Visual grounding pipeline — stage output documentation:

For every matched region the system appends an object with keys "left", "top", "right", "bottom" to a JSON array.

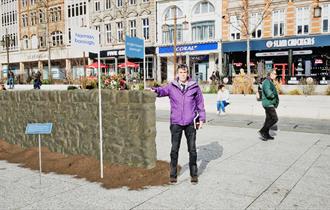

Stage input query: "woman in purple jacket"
[{"left": 153, "top": 64, "right": 206, "bottom": 184}]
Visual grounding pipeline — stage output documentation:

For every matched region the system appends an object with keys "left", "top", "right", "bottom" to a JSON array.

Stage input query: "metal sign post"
[{"left": 25, "top": 123, "right": 53, "bottom": 184}]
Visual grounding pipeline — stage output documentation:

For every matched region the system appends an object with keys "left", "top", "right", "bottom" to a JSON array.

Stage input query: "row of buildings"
[{"left": 0, "top": 0, "right": 330, "bottom": 83}]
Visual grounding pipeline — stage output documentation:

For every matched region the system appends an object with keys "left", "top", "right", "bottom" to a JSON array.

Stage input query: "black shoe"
[
  {"left": 258, "top": 131, "right": 268, "bottom": 141},
  {"left": 191, "top": 176, "right": 198, "bottom": 184},
  {"left": 169, "top": 177, "right": 177, "bottom": 183},
  {"left": 266, "top": 135, "right": 274, "bottom": 140}
]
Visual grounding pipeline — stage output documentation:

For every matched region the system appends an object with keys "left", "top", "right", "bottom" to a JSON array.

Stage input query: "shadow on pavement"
[{"left": 180, "top": 141, "right": 223, "bottom": 177}]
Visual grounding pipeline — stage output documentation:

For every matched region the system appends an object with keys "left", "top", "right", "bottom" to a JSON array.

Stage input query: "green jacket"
[{"left": 261, "top": 78, "right": 279, "bottom": 108}]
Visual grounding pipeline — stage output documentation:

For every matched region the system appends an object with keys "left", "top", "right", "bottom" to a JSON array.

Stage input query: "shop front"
[
  {"left": 89, "top": 47, "right": 156, "bottom": 80},
  {"left": 158, "top": 42, "right": 219, "bottom": 82},
  {"left": 223, "top": 35, "right": 330, "bottom": 84}
]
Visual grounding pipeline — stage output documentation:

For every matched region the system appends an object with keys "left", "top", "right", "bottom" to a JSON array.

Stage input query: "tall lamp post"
[
  {"left": 1, "top": 29, "right": 15, "bottom": 78},
  {"left": 162, "top": 7, "right": 189, "bottom": 78}
]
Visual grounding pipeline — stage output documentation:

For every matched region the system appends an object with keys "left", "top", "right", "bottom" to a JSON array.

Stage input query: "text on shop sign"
[{"left": 266, "top": 38, "right": 315, "bottom": 48}]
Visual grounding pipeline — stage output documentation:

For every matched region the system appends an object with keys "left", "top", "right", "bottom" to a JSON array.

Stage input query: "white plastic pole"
[
  {"left": 98, "top": 52, "right": 104, "bottom": 179},
  {"left": 38, "top": 134, "right": 42, "bottom": 184}
]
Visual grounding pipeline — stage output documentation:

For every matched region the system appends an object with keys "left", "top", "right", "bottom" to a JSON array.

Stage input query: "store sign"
[
  {"left": 159, "top": 42, "right": 218, "bottom": 54},
  {"left": 266, "top": 38, "right": 315, "bottom": 49},
  {"left": 106, "top": 50, "right": 125, "bottom": 57},
  {"left": 125, "top": 36, "right": 145, "bottom": 59},
  {"left": 256, "top": 50, "right": 313, "bottom": 57},
  {"left": 315, "top": 59, "right": 323, "bottom": 64}
]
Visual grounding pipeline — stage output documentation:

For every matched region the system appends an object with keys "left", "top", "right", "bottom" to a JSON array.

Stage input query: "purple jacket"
[{"left": 155, "top": 80, "right": 206, "bottom": 126}]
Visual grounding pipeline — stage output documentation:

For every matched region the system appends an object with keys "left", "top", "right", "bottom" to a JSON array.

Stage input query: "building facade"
[
  {"left": 156, "top": 0, "right": 222, "bottom": 82},
  {"left": 0, "top": 0, "right": 19, "bottom": 79},
  {"left": 88, "top": 0, "right": 157, "bottom": 80},
  {"left": 222, "top": 0, "right": 330, "bottom": 83}
]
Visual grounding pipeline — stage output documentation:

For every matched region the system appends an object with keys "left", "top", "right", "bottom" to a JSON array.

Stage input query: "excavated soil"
[{"left": 0, "top": 139, "right": 179, "bottom": 190}]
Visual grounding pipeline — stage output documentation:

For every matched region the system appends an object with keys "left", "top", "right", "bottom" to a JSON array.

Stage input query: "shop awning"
[
  {"left": 118, "top": 61, "right": 139, "bottom": 68},
  {"left": 86, "top": 62, "right": 108, "bottom": 68}
]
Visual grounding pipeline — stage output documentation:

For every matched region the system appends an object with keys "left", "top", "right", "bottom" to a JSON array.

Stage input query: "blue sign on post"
[
  {"left": 125, "top": 36, "right": 145, "bottom": 59},
  {"left": 25, "top": 123, "right": 53, "bottom": 135}
]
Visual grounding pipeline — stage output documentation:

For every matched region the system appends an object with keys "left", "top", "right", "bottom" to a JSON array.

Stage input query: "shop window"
[
  {"left": 296, "top": 7, "right": 310, "bottom": 35},
  {"left": 192, "top": 21, "right": 215, "bottom": 41},
  {"left": 146, "top": 57, "right": 154, "bottom": 79},
  {"left": 229, "top": 15, "right": 240, "bottom": 40},
  {"left": 162, "top": 25, "right": 183, "bottom": 44},
  {"left": 250, "top": 12, "right": 262, "bottom": 39},
  {"left": 193, "top": 1, "right": 215, "bottom": 15},
  {"left": 322, "top": 4, "right": 330, "bottom": 33}
]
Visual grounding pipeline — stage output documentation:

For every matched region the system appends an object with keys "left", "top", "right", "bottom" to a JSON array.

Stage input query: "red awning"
[
  {"left": 86, "top": 62, "right": 108, "bottom": 68},
  {"left": 118, "top": 61, "right": 139, "bottom": 68}
]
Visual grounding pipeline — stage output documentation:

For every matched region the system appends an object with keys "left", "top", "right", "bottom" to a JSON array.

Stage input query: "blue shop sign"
[
  {"left": 159, "top": 42, "right": 218, "bottom": 54},
  {"left": 223, "top": 34, "right": 330, "bottom": 53}
]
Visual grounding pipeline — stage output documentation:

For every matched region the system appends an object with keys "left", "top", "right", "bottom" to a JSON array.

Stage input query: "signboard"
[
  {"left": 71, "top": 26, "right": 99, "bottom": 53},
  {"left": 266, "top": 38, "right": 315, "bottom": 49},
  {"left": 125, "top": 36, "right": 145, "bottom": 59},
  {"left": 159, "top": 42, "right": 218, "bottom": 54},
  {"left": 26, "top": 123, "right": 53, "bottom": 135}
]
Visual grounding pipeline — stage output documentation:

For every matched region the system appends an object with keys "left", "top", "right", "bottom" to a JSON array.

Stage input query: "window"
[
  {"left": 142, "top": 18, "right": 149, "bottom": 40},
  {"left": 68, "top": 28, "right": 71, "bottom": 43},
  {"left": 105, "top": 0, "right": 111, "bottom": 9},
  {"left": 68, "top": 5, "right": 71, "bottom": 17},
  {"left": 117, "top": 22, "right": 123, "bottom": 42},
  {"left": 22, "top": 14, "right": 28, "bottom": 27},
  {"left": 229, "top": 16, "right": 240, "bottom": 40},
  {"left": 296, "top": 7, "right": 310, "bottom": 35},
  {"left": 22, "top": 35, "right": 29, "bottom": 49},
  {"left": 80, "top": 2, "right": 83, "bottom": 15},
  {"left": 145, "top": 57, "right": 153, "bottom": 79},
  {"left": 192, "top": 21, "right": 215, "bottom": 41},
  {"left": 105, "top": 23, "right": 112, "bottom": 44},
  {"left": 117, "top": 0, "right": 122, "bottom": 7},
  {"left": 193, "top": 1, "right": 215, "bottom": 14},
  {"left": 71, "top": 4, "right": 75, "bottom": 17},
  {"left": 22, "top": 0, "right": 27, "bottom": 7},
  {"left": 95, "top": 1, "right": 100, "bottom": 11},
  {"left": 30, "top": 12, "right": 37, "bottom": 26},
  {"left": 165, "top": 6, "right": 183, "bottom": 19},
  {"left": 250, "top": 12, "right": 262, "bottom": 39},
  {"left": 84, "top": 2, "right": 86, "bottom": 14},
  {"left": 39, "top": 9, "right": 45, "bottom": 23},
  {"left": 51, "top": 31, "right": 63, "bottom": 46},
  {"left": 129, "top": 20, "right": 136, "bottom": 37},
  {"left": 31, "top": 34, "right": 38, "bottom": 49},
  {"left": 129, "top": 0, "right": 136, "bottom": 5},
  {"left": 38, "top": 35, "right": 46, "bottom": 48},
  {"left": 30, "top": 0, "right": 35, "bottom": 5},
  {"left": 143, "top": 0, "right": 149, "bottom": 2},
  {"left": 272, "top": 9, "right": 285, "bottom": 37},
  {"left": 322, "top": 4, "right": 330, "bottom": 33},
  {"left": 162, "top": 25, "right": 183, "bottom": 44},
  {"left": 95, "top": 25, "right": 101, "bottom": 44}
]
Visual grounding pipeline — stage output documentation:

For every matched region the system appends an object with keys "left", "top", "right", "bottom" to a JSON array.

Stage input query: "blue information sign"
[
  {"left": 25, "top": 123, "right": 53, "bottom": 135},
  {"left": 125, "top": 36, "right": 145, "bottom": 59}
]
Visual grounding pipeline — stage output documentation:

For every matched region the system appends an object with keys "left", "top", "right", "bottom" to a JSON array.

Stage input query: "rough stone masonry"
[{"left": 0, "top": 90, "right": 157, "bottom": 169}]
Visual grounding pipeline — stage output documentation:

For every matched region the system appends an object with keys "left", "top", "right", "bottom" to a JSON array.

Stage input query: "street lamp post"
[
  {"left": 1, "top": 28, "right": 15, "bottom": 78},
  {"left": 162, "top": 7, "right": 189, "bottom": 79}
]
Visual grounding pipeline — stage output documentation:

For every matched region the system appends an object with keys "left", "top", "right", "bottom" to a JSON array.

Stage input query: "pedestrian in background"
[
  {"left": 152, "top": 64, "right": 206, "bottom": 184},
  {"left": 33, "top": 70, "right": 42, "bottom": 89},
  {"left": 216, "top": 84, "right": 230, "bottom": 115},
  {"left": 258, "top": 70, "right": 279, "bottom": 141},
  {"left": 8, "top": 70, "right": 14, "bottom": 89}
]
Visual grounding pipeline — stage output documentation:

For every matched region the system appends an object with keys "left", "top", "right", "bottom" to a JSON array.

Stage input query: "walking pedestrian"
[
  {"left": 33, "top": 71, "right": 42, "bottom": 89},
  {"left": 216, "top": 84, "right": 230, "bottom": 115},
  {"left": 258, "top": 70, "right": 279, "bottom": 141},
  {"left": 8, "top": 70, "right": 14, "bottom": 89},
  {"left": 152, "top": 64, "right": 206, "bottom": 184}
]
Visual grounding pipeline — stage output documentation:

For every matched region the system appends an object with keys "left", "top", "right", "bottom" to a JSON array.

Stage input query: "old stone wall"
[{"left": 0, "top": 90, "right": 157, "bottom": 168}]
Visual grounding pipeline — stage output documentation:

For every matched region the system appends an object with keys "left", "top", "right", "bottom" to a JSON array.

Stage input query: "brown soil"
[{"left": 0, "top": 139, "right": 179, "bottom": 190}]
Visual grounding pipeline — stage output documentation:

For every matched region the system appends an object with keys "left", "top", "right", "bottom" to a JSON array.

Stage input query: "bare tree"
[{"left": 224, "top": 0, "right": 273, "bottom": 74}]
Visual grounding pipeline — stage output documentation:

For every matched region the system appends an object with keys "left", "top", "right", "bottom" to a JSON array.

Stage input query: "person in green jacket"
[{"left": 259, "top": 70, "right": 279, "bottom": 140}]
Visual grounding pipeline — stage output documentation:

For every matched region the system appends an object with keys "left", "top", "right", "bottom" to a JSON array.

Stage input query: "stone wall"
[{"left": 0, "top": 90, "right": 157, "bottom": 169}]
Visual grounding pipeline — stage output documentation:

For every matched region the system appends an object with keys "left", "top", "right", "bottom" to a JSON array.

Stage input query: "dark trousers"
[
  {"left": 170, "top": 123, "right": 197, "bottom": 178},
  {"left": 260, "top": 107, "right": 278, "bottom": 135}
]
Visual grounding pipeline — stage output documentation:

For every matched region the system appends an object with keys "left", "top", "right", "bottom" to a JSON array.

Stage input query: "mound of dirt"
[{"left": 0, "top": 140, "right": 180, "bottom": 190}]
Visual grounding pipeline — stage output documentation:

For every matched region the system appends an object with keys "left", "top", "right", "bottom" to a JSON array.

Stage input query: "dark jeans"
[
  {"left": 260, "top": 107, "right": 278, "bottom": 135},
  {"left": 170, "top": 123, "right": 197, "bottom": 178}
]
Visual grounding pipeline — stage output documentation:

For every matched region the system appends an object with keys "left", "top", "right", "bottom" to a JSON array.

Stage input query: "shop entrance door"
[
  {"left": 273, "top": 63, "right": 287, "bottom": 84},
  {"left": 193, "top": 63, "right": 209, "bottom": 82}
]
